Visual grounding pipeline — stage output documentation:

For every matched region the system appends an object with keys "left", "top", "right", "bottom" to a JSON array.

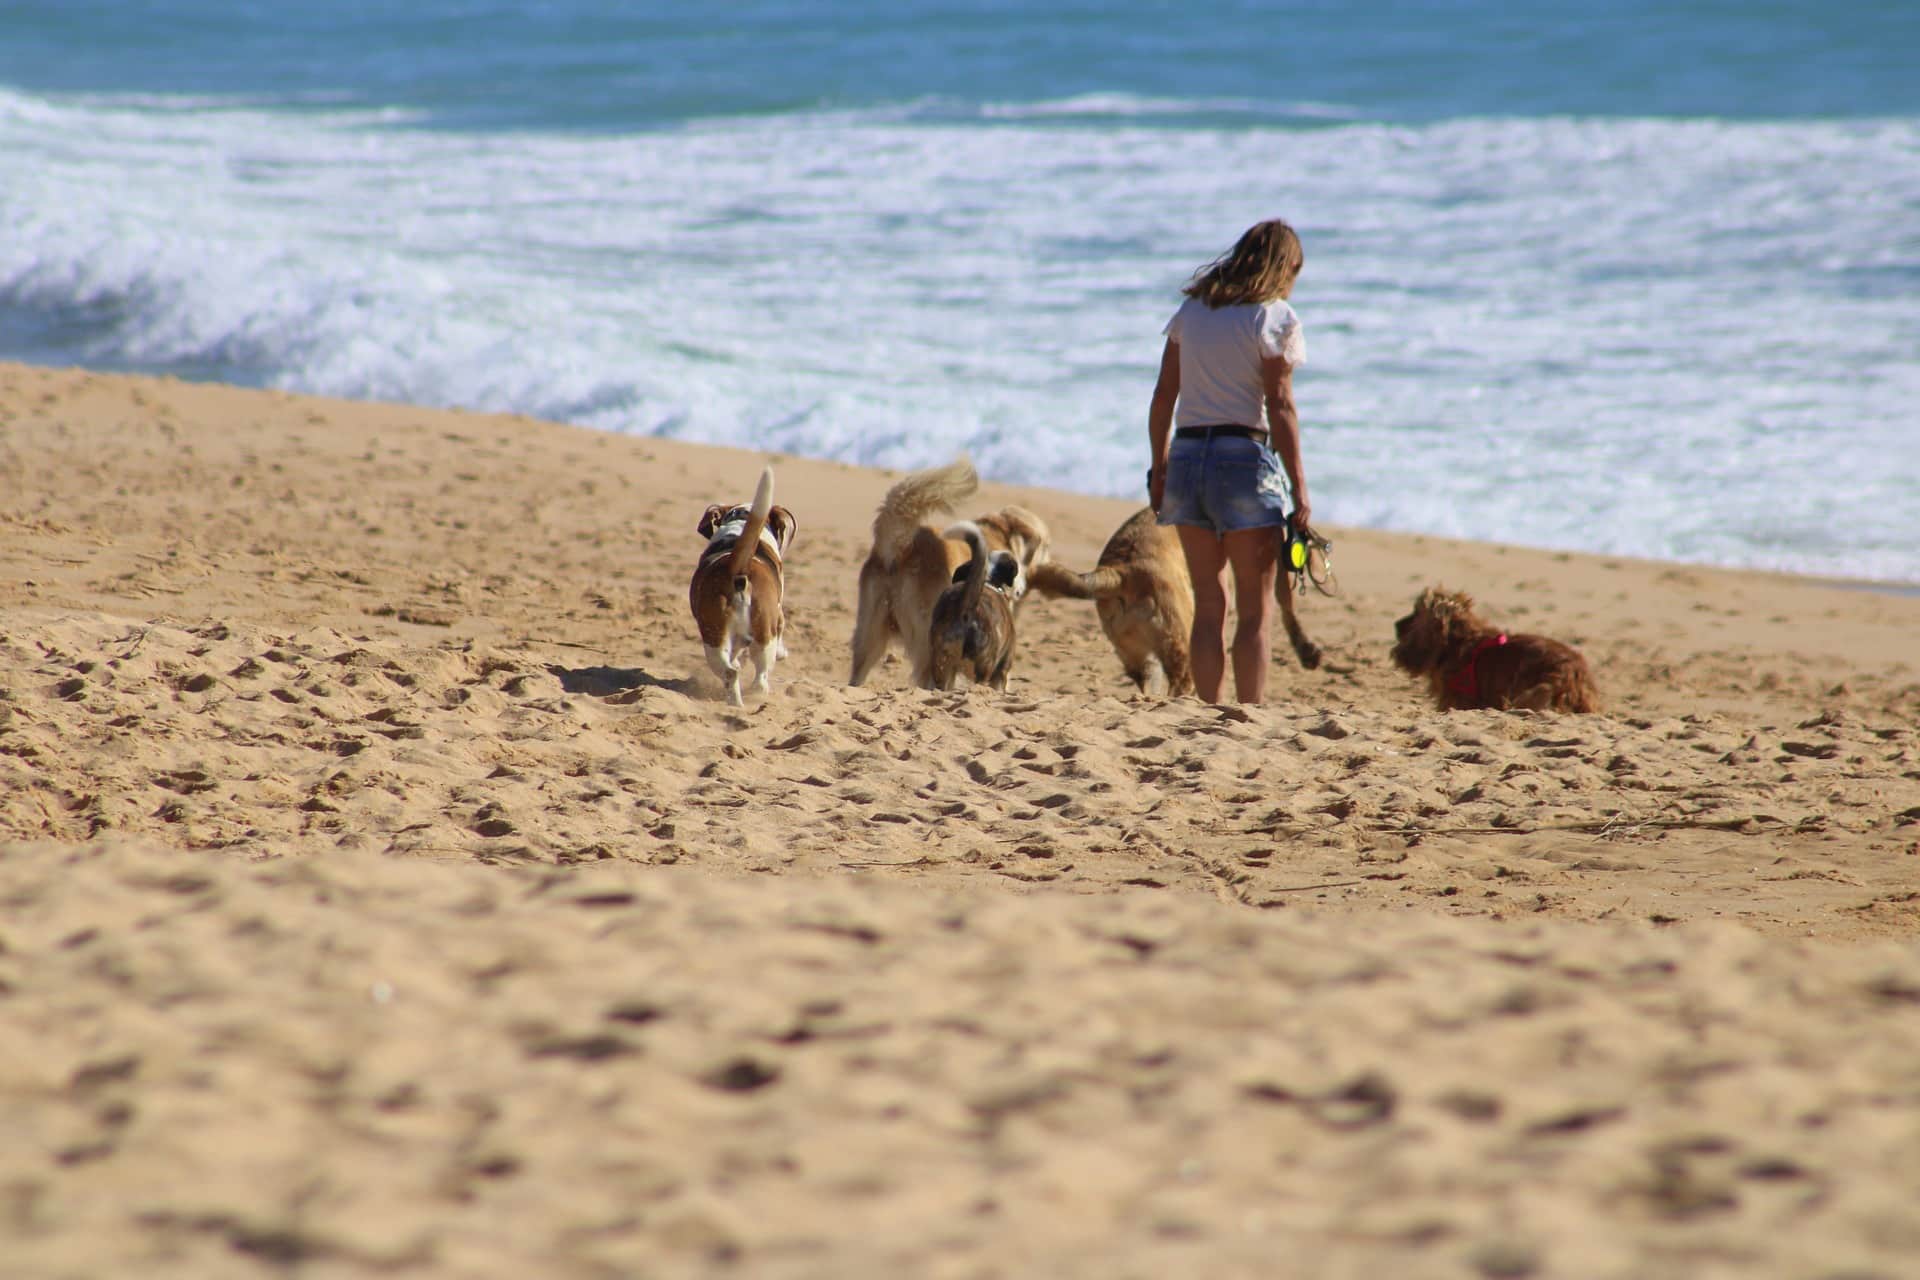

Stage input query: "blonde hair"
[{"left": 1183, "top": 219, "right": 1304, "bottom": 308}]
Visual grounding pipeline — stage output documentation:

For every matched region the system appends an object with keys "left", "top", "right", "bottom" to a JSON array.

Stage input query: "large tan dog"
[
  {"left": 688, "top": 466, "right": 798, "bottom": 706},
  {"left": 848, "top": 457, "right": 1063, "bottom": 687},
  {"left": 925, "top": 522, "right": 1021, "bottom": 691},
  {"left": 1391, "top": 586, "right": 1599, "bottom": 712},
  {"left": 1066, "top": 507, "right": 1195, "bottom": 697},
  {"left": 1047, "top": 507, "right": 1323, "bottom": 698}
]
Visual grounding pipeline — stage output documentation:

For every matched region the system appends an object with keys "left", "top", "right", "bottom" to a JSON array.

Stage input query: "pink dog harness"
[{"left": 1447, "top": 633, "right": 1508, "bottom": 703}]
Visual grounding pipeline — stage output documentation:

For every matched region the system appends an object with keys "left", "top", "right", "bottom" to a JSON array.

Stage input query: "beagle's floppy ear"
[
  {"left": 697, "top": 505, "right": 728, "bottom": 539},
  {"left": 767, "top": 505, "right": 799, "bottom": 553}
]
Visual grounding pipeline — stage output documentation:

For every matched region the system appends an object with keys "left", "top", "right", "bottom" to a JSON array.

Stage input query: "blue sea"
[{"left": 3, "top": 2, "right": 1917, "bottom": 583}]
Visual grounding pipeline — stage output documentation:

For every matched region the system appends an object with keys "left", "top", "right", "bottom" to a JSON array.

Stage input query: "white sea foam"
[
  {"left": 975, "top": 93, "right": 1364, "bottom": 122},
  {"left": 2, "top": 87, "right": 1915, "bottom": 582}
]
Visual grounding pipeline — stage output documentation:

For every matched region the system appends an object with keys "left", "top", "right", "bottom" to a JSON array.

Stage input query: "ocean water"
[{"left": 3, "top": 2, "right": 1917, "bottom": 584}]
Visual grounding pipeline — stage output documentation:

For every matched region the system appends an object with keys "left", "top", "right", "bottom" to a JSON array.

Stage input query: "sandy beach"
[{"left": 3, "top": 360, "right": 1918, "bottom": 1278}]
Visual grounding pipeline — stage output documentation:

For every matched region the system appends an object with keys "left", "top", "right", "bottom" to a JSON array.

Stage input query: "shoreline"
[{"left": 6, "top": 358, "right": 1911, "bottom": 598}]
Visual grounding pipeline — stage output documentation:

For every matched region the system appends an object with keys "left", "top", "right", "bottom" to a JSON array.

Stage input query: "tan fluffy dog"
[
  {"left": 1063, "top": 507, "right": 1195, "bottom": 697},
  {"left": 688, "top": 466, "right": 798, "bottom": 706},
  {"left": 1391, "top": 587, "right": 1598, "bottom": 712},
  {"left": 925, "top": 522, "right": 1021, "bottom": 691},
  {"left": 1045, "top": 508, "right": 1323, "bottom": 698},
  {"left": 848, "top": 456, "right": 1060, "bottom": 687}
]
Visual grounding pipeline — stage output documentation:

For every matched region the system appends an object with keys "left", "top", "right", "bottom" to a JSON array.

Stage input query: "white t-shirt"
[{"left": 1163, "top": 296, "right": 1305, "bottom": 431}]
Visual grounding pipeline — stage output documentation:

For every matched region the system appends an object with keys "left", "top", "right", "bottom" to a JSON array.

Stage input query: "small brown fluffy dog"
[
  {"left": 688, "top": 466, "right": 798, "bottom": 706},
  {"left": 1391, "top": 587, "right": 1598, "bottom": 712},
  {"left": 925, "top": 522, "right": 1021, "bottom": 691},
  {"left": 1045, "top": 508, "right": 1323, "bottom": 698},
  {"left": 849, "top": 456, "right": 1063, "bottom": 687}
]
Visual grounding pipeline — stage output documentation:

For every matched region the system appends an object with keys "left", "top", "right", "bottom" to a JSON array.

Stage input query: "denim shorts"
[{"left": 1156, "top": 434, "right": 1293, "bottom": 534}]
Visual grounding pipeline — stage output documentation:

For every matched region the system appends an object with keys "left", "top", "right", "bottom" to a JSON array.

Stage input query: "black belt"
[{"left": 1174, "top": 424, "right": 1265, "bottom": 441}]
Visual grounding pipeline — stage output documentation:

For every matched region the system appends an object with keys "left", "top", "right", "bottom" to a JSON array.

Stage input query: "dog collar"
[{"left": 1447, "top": 633, "right": 1508, "bottom": 702}]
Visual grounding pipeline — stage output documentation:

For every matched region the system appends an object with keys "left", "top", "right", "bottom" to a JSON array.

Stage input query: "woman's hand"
[
  {"left": 1291, "top": 496, "right": 1311, "bottom": 531},
  {"left": 1149, "top": 464, "right": 1166, "bottom": 513}
]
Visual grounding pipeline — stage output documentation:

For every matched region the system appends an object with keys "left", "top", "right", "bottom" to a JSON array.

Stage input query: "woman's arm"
[
  {"left": 1262, "top": 354, "right": 1308, "bottom": 529},
  {"left": 1148, "top": 338, "right": 1180, "bottom": 512}
]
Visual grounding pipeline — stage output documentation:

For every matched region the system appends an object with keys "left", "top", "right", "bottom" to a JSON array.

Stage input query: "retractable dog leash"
[{"left": 1286, "top": 517, "right": 1338, "bottom": 597}]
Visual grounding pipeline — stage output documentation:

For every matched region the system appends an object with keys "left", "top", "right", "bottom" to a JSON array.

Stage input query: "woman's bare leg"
[
  {"left": 1223, "top": 527, "right": 1280, "bottom": 703},
  {"left": 1176, "top": 525, "right": 1230, "bottom": 702}
]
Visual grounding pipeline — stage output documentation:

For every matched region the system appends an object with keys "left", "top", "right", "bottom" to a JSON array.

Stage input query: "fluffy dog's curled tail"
[
  {"left": 872, "top": 457, "right": 978, "bottom": 567},
  {"left": 727, "top": 466, "right": 776, "bottom": 591}
]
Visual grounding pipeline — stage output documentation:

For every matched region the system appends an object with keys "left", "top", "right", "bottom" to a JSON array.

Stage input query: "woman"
[{"left": 1148, "top": 218, "right": 1311, "bottom": 704}]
